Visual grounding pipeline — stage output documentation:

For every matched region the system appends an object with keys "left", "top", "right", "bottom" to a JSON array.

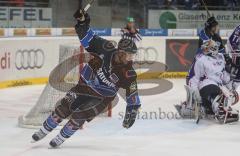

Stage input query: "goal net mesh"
[{"left": 18, "top": 44, "right": 111, "bottom": 128}]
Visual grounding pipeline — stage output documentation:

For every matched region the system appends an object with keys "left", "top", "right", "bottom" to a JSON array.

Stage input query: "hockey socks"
[
  {"left": 32, "top": 112, "right": 62, "bottom": 142},
  {"left": 49, "top": 120, "right": 85, "bottom": 148}
]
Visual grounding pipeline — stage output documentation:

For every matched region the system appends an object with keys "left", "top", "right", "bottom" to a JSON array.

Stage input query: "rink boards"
[{"left": 0, "top": 35, "right": 228, "bottom": 89}]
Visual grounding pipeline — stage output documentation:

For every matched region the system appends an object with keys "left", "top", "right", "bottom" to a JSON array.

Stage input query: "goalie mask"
[{"left": 201, "top": 40, "right": 219, "bottom": 56}]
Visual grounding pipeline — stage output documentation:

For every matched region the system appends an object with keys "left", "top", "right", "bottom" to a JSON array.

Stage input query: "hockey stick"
[
  {"left": 83, "top": 0, "right": 95, "bottom": 12},
  {"left": 195, "top": 101, "right": 201, "bottom": 124},
  {"left": 199, "top": 0, "right": 211, "bottom": 18},
  {"left": 74, "top": 0, "right": 95, "bottom": 20}
]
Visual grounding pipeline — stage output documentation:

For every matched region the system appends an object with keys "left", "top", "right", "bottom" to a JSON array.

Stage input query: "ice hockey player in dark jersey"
[
  {"left": 31, "top": 10, "right": 141, "bottom": 148},
  {"left": 225, "top": 24, "right": 240, "bottom": 90},
  {"left": 198, "top": 16, "right": 225, "bottom": 53}
]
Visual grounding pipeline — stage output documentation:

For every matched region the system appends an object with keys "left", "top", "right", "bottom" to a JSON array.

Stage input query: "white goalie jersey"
[
  {"left": 188, "top": 53, "right": 230, "bottom": 91},
  {"left": 180, "top": 52, "right": 239, "bottom": 122}
]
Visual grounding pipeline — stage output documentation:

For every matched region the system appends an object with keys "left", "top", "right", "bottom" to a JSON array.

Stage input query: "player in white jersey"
[{"left": 178, "top": 40, "right": 239, "bottom": 123}]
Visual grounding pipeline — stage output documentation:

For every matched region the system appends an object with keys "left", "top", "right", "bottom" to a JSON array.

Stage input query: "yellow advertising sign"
[
  {"left": 35, "top": 28, "right": 51, "bottom": 36},
  {"left": 14, "top": 28, "right": 27, "bottom": 36},
  {"left": 62, "top": 28, "right": 77, "bottom": 36},
  {"left": 0, "top": 29, "right": 4, "bottom": 37}
]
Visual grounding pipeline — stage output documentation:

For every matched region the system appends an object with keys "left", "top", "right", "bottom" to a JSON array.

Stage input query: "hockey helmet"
[
  {"left": 126, "top": 17, "right": 135, "bottom": 23},
  {"left": 201, "top": 40, "right": 219, "bottom": 56},
  {"left": 118, "top": 39, "right": 137, "bottom": 54},
  {"left": 205, "top": 16, "right": 218, "bottom": 30}
]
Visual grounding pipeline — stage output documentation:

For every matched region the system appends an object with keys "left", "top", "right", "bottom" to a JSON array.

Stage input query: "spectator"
[
  {"left": 0, "top": 0, "right": 24, "bottom": 6},
  {"left": 0, "top": 0, "right": 8, "bottom": 6},
  {"left": 120, "top": 17, "right": 142, "bottom": 43},
  {"left": 227, "top": 0, "right": 238, "bottom": 10},
  {"left": 184, "top": 0, "right": 200, "bottom": 10},
  {"left": 163, "top": 0, "right": 177, "bottom": 9},
  {"left": 11, "top": 0, "right": 24, "bottom": 7}
]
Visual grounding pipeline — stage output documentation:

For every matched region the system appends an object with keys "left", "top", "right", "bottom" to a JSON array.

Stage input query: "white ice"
[{"left": 0, "top": 79, "right": 240, "bottom": 156}]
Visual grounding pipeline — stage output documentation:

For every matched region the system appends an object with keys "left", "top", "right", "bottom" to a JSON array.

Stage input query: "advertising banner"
[
  {"left": 92, "top": 28, "right": 111, "bottom": 36},
  {"left": 168, "top": 29, "right": 197, "bottom": 36},
  {"left": 0, "top": 7, "right": 52, "bottom": 28},
  {"left": 0, "top": 36, "right": 168, "bottom": 88},
  {"left": 139, "top": 29, "right": 168, "bottom": 36},
  {"left": 0, "top": 28, "right": 4, "bottom": 37},
  {"left": 166, "top": 39, "right": 197, "bottom": 72},
  {"left": 35, "top": 28, "right": 52, "bottom": 36},
  {"left": 0, "top": 37, "right": 79, "bottom": 88},
  {"left": 166, "top": 39, "right": 227, "bottom": 72},
  {"left": 61, "top": 28, "right": 77, "bottom": 36},
  {"left": 13, "top": 28, "right": 27, "bottom": 36},
  {"left": 3, "top": 36, "right": 232, "bottom": 88},
  {"left": 148, "top": 10, "right": 240, "bottom": 29}
]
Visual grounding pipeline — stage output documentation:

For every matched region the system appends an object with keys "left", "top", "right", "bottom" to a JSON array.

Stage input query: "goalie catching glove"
[{"left": 123, "top": 105, "right": 140, "bottom": 129}]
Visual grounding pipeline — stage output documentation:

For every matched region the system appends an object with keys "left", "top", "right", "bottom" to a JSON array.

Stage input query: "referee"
[{"left": 120, "top": 17, "right": 142, "bottom": 43}]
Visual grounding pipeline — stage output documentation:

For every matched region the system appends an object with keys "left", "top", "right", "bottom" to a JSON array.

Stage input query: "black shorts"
[{"left": 200, "top": 84, "right": 221, "bottom": 114}]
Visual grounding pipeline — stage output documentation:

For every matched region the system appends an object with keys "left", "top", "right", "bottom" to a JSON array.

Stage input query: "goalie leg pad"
[{"left": 179, "top": 85, "right": 202, "bottom": 118}]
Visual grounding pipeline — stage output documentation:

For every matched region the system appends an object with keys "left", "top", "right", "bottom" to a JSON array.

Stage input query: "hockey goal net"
[{"left": 18, "top": 44, "right": 111, "bottom": 128}]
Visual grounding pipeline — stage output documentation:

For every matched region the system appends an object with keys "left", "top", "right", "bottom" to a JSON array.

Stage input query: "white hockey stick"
[{"left": 84, "top": 0, "right": 95, "bottom": 12}]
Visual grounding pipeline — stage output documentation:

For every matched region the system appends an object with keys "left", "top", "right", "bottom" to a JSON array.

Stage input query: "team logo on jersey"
[
  {"left": 97, "top": 68, "right": 116, "bottom": 88},
  {"left": 109, "top": 73, "right": 119, "bottom": 83}
]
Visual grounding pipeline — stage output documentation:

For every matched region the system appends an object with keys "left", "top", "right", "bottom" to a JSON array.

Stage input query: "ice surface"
[{"left": 0, "top": 79, "right": 240, "bottom": 156}]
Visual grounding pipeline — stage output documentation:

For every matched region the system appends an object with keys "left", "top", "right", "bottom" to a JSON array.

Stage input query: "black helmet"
[
  {"left": 205, "top": 16, "right": 218, "bottom": 30},
  {"left": 118, "top": 39, "right": 137, "bottom": 54}
]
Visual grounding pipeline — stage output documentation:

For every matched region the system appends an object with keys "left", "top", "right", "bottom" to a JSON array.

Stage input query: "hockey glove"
[
  {"left": 122, "top": 105, "right": 140, "bottom": 129},
  {"left": 223, "top": 54, "right": 232, "bottom": 65},
  {"left": 73, "top": 9, "right": 90, "bottom": 25}
]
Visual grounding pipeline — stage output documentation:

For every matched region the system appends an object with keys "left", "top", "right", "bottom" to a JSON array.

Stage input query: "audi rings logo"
[
  {"left": 135, "top": 47, "right": 158, "bottom": 65},
  {"left": 15, "top": 49, "right": 45, "bottom": 70}
]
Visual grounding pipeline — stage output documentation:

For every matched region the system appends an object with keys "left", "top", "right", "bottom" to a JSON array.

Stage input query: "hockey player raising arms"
[
  {"left": 181, "top": 40, "right": 239, "bottom": 123},
  {"left": 31, "top": 10, "right": 141, "bottom": 148}
]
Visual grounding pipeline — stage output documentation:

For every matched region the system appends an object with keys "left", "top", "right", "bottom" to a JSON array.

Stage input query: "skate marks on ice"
[{"left": 1, "top": 80, "right": 240, "bottom": 155}]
